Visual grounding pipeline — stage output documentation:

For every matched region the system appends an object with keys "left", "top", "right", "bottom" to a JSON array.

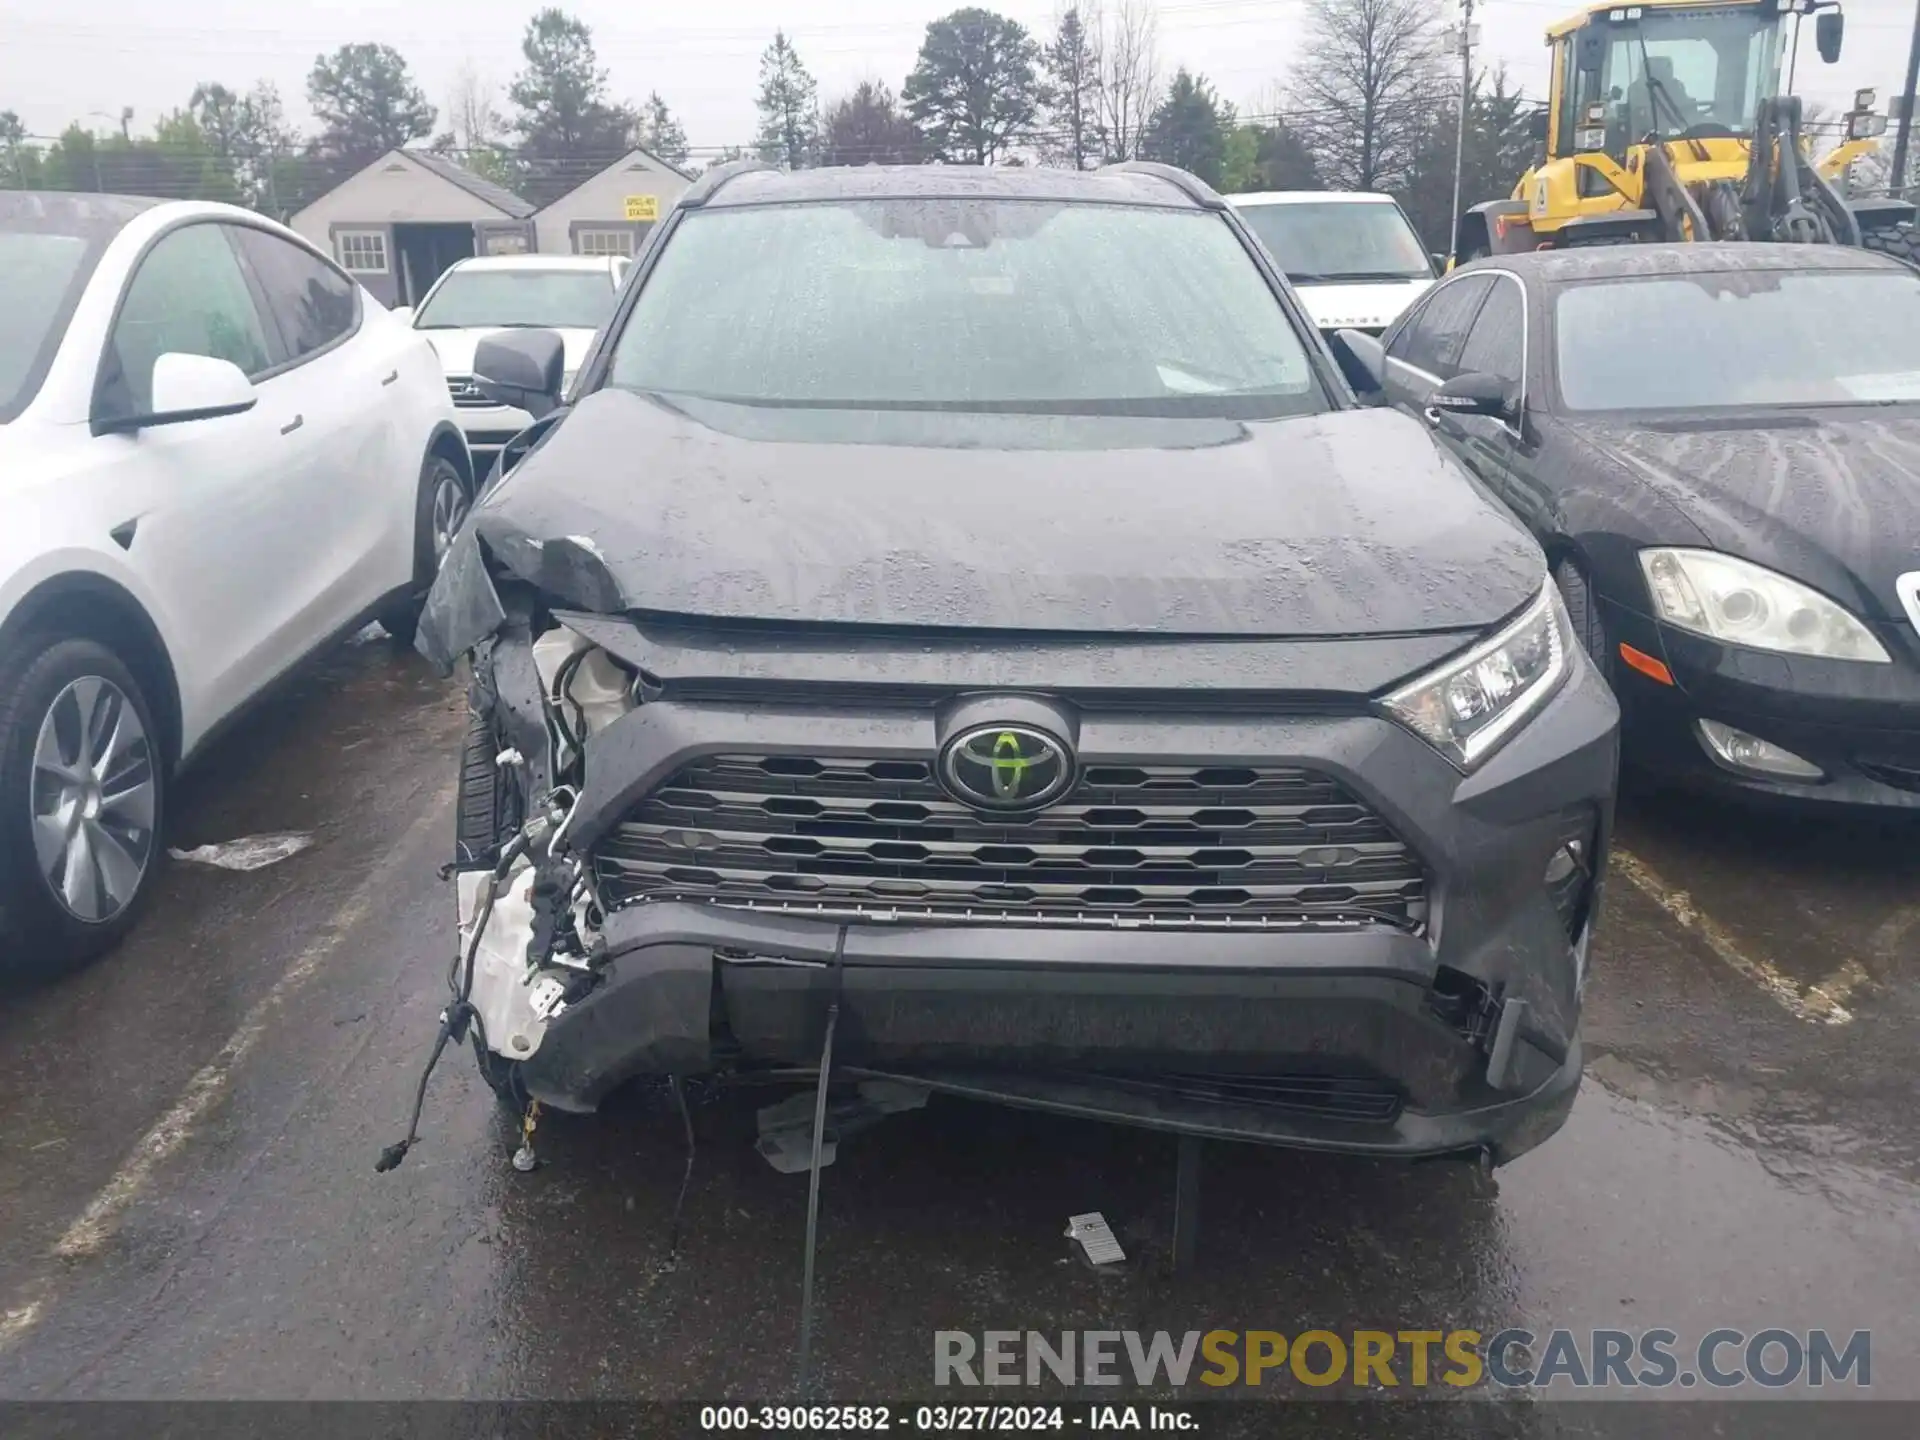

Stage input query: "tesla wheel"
[
  {"left": 1554, "top": 558, "right": 1610, "bottom": 683},
  {"left": 0, "top": 636, "right": 165, "bottom": 976},
  {"left": 1861, "top": 220, "right": 1920, "bottom": 273},
  {"left": 379, "top": 451, "right": 471, "bottom": 646}
]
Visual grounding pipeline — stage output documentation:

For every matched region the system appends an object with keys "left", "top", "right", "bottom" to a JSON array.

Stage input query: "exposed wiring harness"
[{"left": 376, "top": 823, "right": 536, "bottom": 1174}]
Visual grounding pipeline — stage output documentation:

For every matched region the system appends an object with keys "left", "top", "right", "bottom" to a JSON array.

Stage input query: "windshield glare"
[
  {"left": 607, "top": 200, "right": 1322, "bottom": 417},
  {"left": 0, "top": 230, "right": 101, "bottom": 422},
  {"left": 1603, "top": 10, "right": 1783, "bottom": 140},
  {"left": 415, "top": 269, "right": 617, "bottom": 330},
  {"left": 1555, "top": 271, "right": 1920, "bottom": 411},
  {"left": 1233, "top": 200, "right": 1432, "bottom": 283}
]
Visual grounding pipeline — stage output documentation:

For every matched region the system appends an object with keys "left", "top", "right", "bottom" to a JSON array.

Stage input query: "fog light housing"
[
  {"left": 1695, "top": 719, "right": 1824, "bottom": 781},
  {"left": 1544, "top": 808, "right": 1598, "bottom": 942}
]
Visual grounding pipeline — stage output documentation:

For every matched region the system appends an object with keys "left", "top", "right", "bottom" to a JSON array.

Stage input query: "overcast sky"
[{"left": 3, "top": 0, "right": 1916, "bottom": 150}]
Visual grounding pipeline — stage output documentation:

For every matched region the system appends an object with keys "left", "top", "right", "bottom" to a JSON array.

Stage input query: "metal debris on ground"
[
  {"left": 754, "top": 1080, "right": 931, "bottom": 1174},
  {"left": 1065, "top": 1212, "right": 1127, "bottom": 1270},
  {"left": 167, "top": 833, "right": 315, "bottom": 872}
]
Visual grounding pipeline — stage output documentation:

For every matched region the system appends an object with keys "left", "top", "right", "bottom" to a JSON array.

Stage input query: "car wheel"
[
  {"left": 379, "top": 451, "right": 471, "bottom": 646},
  {"left": 1554, "top": 558, "right": 1610, "bottom": 682},
  {"left": 0, "top": 636, "right": 165, "bottom": 976}
]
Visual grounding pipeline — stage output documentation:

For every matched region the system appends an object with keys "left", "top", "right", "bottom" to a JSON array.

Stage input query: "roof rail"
[
  {"left": 679, "top": 158, "right": 780, "bottom": 208},
  {"left": 1095, "top": 161, "right": 1227, "bottom": 211}
]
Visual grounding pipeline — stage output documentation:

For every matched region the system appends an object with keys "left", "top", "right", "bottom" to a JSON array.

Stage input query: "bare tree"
[
  {"left": 1290, "top": 0, "right": 1443, "bottom": 193},
  {"left": 1096, "top": 0, "right": 1158, "bottom": 163},
  {"left": 448, "top": 62, "right": 509, "bottom": 152}
]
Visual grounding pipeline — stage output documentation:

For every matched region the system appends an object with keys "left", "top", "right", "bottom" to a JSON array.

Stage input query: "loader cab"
[{"left": 1544, "top": 1, "right": 1816, "bottom": 166}]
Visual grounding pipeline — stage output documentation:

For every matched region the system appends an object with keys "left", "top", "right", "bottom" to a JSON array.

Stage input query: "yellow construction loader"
[{"left": 1455, "top": 0, "right": 1918, "bottom": 266}]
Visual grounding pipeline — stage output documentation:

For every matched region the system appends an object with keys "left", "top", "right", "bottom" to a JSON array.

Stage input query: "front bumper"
[
  {"left": 489, "top": 650, "right": 1619, "bottom": 1164},
  {"left": 1603, "top": 597, "right": 1920, "bottom": 809}
]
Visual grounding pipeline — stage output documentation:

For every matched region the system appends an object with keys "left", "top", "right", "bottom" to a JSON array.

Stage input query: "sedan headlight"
[
  {"left": 1381, "top": 583, "right": 1572, "bottom": 770},
  {"left": 1637, "top": 549, "right": 1890, "bottom": 663}
]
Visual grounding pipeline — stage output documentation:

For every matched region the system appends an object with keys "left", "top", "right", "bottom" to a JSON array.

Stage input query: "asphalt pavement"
[{"left": 1, "top": 634, "right": 1917, "bottom": 1430}]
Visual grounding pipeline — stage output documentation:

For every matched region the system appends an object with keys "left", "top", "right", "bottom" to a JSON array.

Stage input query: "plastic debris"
[
  {"left": 168, "top": 833, "right": 315, "bottom": 872},
  {"left": 754, "top": 1080, "right": 931, "bottom": 1174},
  {"left": 1065, "top": 1212, "right": 1127, "bottom": 1269}
]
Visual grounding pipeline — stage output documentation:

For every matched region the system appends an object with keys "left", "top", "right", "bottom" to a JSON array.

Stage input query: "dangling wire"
[{"left": 666, "top": 1074, "right": 697, "bottom": 1265}]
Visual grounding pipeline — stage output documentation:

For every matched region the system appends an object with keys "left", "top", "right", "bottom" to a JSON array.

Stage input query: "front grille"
[
  {"left": 445, "top": 374, "right": 491, "bottom": 408},
  {"left": 594, "top": 754, "right": 1427, "bottom": 930},
  {"left": 1081, "top": 1071, "right": 1403, "bottom": 1124}
]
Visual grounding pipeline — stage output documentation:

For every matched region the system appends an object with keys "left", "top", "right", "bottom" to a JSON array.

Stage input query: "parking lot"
[{"left": 0, "top": 632, "right": 1916, "bottom": 1419}]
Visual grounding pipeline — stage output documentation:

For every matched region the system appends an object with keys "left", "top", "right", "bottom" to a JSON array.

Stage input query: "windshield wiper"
[{"left": 1288, "top": 270, "right": 1426, "bottom": 284}]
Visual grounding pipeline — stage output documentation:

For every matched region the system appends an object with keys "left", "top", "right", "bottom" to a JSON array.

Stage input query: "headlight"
[
  {"left": 1381, "top": 583, "right": 1572, "bottom": 770},
  {"left": 1637, "top": 549, "right": 1890, "bottom": 663}
]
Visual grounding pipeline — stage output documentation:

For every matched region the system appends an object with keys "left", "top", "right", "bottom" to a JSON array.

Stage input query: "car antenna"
[{"left": 795, "top": 925, "right": 850, "bottom": 1396}]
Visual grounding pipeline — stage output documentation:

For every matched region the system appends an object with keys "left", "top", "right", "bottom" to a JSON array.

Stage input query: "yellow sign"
[{"left": 623, "top": 195, "right": 659, "bottom": 222}]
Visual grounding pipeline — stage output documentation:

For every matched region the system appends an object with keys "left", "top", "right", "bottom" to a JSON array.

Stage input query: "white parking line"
[
  {"left": 1611, "top": 847, "right": 1856, "bottom": 1026},
  {"left": 0, "top": 787, "right": 452, "bottom": 1353}
]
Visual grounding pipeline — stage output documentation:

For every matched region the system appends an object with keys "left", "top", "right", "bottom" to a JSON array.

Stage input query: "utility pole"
[
  {"left": 1894, "top": 0, "right": 1920, "bottom": 199},
  {"left": 1446, "top": 0, "right": 1478, "bottom": 264}
]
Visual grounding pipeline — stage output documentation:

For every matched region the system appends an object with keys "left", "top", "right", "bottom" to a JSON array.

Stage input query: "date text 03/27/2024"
[{"left": 698, "top": 1405, "right": 1196, "bottom": 1431}]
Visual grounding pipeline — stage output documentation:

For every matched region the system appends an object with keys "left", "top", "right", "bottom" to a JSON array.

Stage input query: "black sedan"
[{"left": 1338, "top": 243, "right": 1920, "bottom": 808}]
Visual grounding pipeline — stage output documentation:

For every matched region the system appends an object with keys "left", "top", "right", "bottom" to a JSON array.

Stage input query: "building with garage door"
[
  {"left": 289, "top": 149, "right": 537, "bottom": 308},
  {"left": 531, "top": 147, "right": 693, "bottom": 258}
]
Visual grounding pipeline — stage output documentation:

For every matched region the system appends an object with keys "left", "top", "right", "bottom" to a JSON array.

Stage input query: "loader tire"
[{"left": 1860, "top": 220, "right": 1920, "bottom": 272}]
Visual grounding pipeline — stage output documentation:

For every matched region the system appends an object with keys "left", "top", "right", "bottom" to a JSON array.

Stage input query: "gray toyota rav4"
[{"left": 414, "top": 162, "right": 1619, "bottom": 1169}]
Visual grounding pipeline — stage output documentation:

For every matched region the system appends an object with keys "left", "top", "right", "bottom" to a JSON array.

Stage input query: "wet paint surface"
[
  {"left": 458, "top": 392, "right": 1542, "bottom": 637},
  {"left": 0, "top": 640, "right": 1917, "bottom": 1418}
]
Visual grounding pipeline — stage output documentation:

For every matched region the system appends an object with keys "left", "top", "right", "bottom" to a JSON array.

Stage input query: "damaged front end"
[
  {"left": 418, "top": 520, "right": 651, "bottom": 1087},
  {"left": 406, "top": 504, "right": 1608, "bottom": 1171}
]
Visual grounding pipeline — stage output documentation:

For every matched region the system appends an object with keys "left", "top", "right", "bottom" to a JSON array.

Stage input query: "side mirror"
[
  {"left": 474, "top": 330, "right": 566, "bottom": 420},
  {"left": 1816, "top": 10, "right": 1843, "bottom": 64},
  {"left": 96, "top": 353, "right": 256, "bottom": 435},
  {"left": 390, "top": 305, "right": 415, "bottom": 325},
  {"left": 1328, "top": 328, "right": 1386, "bottom": 394},
  {"left": 1528, "top": 109, "right": 1551, "bottom": 142},
  {"left": 1430, "top": 370, "right": 1516, "bottom": 420}
]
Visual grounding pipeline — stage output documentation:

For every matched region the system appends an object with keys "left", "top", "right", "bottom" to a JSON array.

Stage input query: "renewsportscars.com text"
[{"left": 933, "top": 1328, "right": 1871, "bottom": 1391}]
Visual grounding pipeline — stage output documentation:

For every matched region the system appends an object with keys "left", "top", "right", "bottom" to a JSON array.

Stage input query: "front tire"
[
  {"left": 1555, "top": 557, "right": 1610, "bottom": 683},
  {"left": 0, "top": 636, "right": 165, "bottom": 976},
  {"left": 379, "top": 451, "right": 471, "bottom": 646}
]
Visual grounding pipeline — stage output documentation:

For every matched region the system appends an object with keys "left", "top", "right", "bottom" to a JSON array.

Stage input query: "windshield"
[
  {"left": 606, "top": 200, "right": 1323, "bottom": 418},
  {"left": 414, "top": 269, "right": 617, "bottom": 330},
  {"left": 1603, "top": 7, "right": 1784, "bottom": 141},
  {"left": 1555, "top": 270, "right": 1920, "bottom": 411},
  {"left": 1233, "top": 200, "right": 1433, "bottom": 283},
  {"left": 0, "top": 219, "right": 115, "bottom": 423}
]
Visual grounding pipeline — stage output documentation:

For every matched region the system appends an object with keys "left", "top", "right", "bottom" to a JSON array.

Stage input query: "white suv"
[
  {"left": 402, "top": 254, "right": 628, "bottom": 478},
  {"left": 0, "top": 192, "right": 471, "bottom": 971},
  {"left": 1227, "top": 191, "right": 1437, "bottom": 336}
]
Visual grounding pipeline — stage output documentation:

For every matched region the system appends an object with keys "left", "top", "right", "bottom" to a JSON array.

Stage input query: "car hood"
[
  {"left": 451, "top": 388, "right": 1541, "bottom": 641},
  {"left": 1564, "top": 414, "right": 1920, "bottom": 620},
  {"left": 418, "top": 327, "right": 600, "bottom": 376},
  {"left": 1292, "top": 278, "right": 1433, "bottom": 333}
]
